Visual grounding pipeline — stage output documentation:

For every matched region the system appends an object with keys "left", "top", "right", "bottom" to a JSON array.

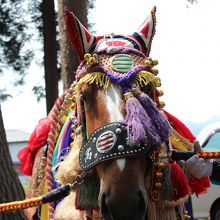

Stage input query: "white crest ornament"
[{"left": 96, "top": 131, "right": 116, "bottom": 153}]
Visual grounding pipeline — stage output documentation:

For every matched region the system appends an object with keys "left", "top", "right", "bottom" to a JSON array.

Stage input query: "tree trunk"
[
  {"left": 0, "top": 105, "right": 26, "bottom": 220},
  {"left": 42, "top": 0, "right": 59, "bottom": 114},
  {"left": 58, "top": 0, "right": 88, "bottom": 91}
]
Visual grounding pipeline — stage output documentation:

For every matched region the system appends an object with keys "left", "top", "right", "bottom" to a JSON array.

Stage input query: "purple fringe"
[
  {"left": 107, "top": 65, "right": 145, "bottom": 88},
  {"left": 125, "top": 95, "right": 161, "bottom": 147},
  {"left": 76, "top": 64, "right": 149, "bottom": 83},
  {"left": 137, "top": 92, "right": 170, "bottom": 142}
]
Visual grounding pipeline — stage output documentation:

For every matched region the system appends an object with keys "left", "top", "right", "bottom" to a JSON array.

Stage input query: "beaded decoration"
[{"left": 149, "top": 143, "right": 170, "bottom": 202}]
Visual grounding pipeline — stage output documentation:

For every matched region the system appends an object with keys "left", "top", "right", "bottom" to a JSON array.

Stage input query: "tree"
[
  {"left": 0, "top": 106, "right": 26, "bottom": 220},
  {"left": 42, "top": 0, "right": 59, "bottom": 113},
  {"left": 32, "top": 0, "right": 95, "bottom": 109}
]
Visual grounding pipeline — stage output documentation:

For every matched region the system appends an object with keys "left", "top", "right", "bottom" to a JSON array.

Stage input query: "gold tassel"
[
  {"left": 170, "top": 128, "right": 193, "bottom": 151},
  {"left": 147, "top": 200, "right": 157, "bottom": 220},
  {"left": 76, "top": 70, "right": 161, "bottom": 92},
  {"left": 134, "top": 71, "right": 161, "bottom": 88},
  {"left": 76, "top": 72, "right": 110, "bottom": 90}
]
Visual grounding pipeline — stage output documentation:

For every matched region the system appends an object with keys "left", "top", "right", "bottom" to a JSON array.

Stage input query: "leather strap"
[{"left": 79, "top": 122, "right": 150, "bottom": 170}]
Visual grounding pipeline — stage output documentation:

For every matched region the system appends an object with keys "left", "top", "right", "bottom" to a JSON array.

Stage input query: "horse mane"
[{"left": 55, "top": 126, "right": 83, "bottom": 185}]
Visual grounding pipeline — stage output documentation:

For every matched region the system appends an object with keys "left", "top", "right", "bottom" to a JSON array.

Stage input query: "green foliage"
[
  {"left": 32, "top": 85, "right": 45, "bottom": 101},
  {"left": 0, "top": 0, "right": 37, "bottom": 101},
  {"left": 187, "top": 0, "right": 198, "bottom": 4},
  {"left": 0, "top": 89, "right": 12, "bottom": 102},
  {"left": 0, "top": 0, "right": 34, "bottom": 81}
]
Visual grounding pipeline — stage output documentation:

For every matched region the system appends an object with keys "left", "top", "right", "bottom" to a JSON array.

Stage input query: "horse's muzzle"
[{"left": 100, "top": 190, "right": 147, "bottom": 220}]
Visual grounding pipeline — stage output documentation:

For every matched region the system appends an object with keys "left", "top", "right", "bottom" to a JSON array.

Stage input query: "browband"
[{"left": 79, "top": 122, "right": 150, "bottom": 170}]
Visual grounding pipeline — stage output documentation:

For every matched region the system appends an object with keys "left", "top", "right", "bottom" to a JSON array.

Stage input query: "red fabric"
[
  {"left": 162, "top": 109, "right": 195, "bottom": 142},
  {"left": 17, "top": 117, "right": 51, "bottom": 176},
  {"left": 66, "top": 10, "right": 85, "bottom": 61},
  {"left": 170, "top": 161, "right": 190, "bottom": 200},
  {"left": 188, "top": 175, "right": 210, "bottom": 195},
  {"left": 163, "top": 110, "right": 211, "bottom": 195}
]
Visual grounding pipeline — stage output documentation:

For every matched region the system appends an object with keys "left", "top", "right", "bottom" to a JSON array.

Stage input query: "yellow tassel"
[
  {"left": 77, "top": 72, "right": 110, "bottom": 91},
  {"left": 76, "top": 70, "right": 160, "bottom": 92},
  {"left": 134, "top": 71, "right": 160, "bottom": 88},
  {"left": 170, "top": 128, "right": 193, "bottom": 151}
]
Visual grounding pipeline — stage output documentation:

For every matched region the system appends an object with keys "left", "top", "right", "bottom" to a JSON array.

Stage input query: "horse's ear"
[
  {"left": 66, "top": 10, "right": 96, "bottom": 61},
  {"left": 131, "top": 6, "right": 156, "bottom": 56}
]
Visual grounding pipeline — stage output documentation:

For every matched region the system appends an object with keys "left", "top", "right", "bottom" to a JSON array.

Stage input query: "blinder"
[{"left": 79, "top": 122, "right": 150, "bottom": 170}]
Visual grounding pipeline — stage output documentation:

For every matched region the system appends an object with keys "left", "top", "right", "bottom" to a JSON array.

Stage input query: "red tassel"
[{"left": 170, "top": 161, "right": 190, "bottom": 200}]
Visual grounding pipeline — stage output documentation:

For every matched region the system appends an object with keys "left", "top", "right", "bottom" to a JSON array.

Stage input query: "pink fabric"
[{"left": 17, "top": 117, "right": 51, "bottom": 176}]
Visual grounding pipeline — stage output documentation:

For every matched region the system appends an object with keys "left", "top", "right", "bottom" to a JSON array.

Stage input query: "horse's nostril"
[
  {"left": 101, "top": 193, "right": 112, "bottom": 220},
  {"left": 100, "top": 191, "right": 147, "bottom": 220}
]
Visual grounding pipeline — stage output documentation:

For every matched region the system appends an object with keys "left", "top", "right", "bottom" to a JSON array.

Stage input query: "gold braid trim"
[
  {"left": 134, "top": 71, "right": 161, "bottom": 88},
  {"left": 76, "top": 72, "right": 110, "bottom": 90},
  {"left": 0, "top": 196, "right": 43, "bottom": 212},
  {"left": 170, "top": 128, "right": 193, "bottom": 151},
  {"left": 76, "top": 70, "right": 160, "bottom": 91}
]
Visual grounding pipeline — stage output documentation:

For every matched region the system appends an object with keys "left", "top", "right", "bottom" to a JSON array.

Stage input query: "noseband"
[{"left": 79, "top": 122, "right": 151, "bottom": 170}]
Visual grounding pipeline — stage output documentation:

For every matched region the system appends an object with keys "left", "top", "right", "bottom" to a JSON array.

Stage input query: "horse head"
[{"left": 63, "top": 6, "right": 171, "bottom": 220}]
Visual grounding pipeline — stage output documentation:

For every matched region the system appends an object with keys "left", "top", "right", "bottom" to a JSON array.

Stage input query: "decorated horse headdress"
[{"left": 66, "top": 6, "right": 171, "bottom": 151}]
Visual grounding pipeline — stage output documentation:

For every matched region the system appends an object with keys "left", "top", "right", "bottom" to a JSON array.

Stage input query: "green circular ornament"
[{"left": 110, "top": 54, "right": 134, "bottom": 73}]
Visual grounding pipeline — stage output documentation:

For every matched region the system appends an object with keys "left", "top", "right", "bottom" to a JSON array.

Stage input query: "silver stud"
[
  {"left": 115, "top": 128, "right": 122, "bottom": 134},
  {"left": 94, "top": 153, "right": 98, "bottom": 158},
  {"left": 92, "top": 137, "right": 97, "bottom": 143},
  {"left": 118, "top": 145, "right": 124, "bottom": 151}
]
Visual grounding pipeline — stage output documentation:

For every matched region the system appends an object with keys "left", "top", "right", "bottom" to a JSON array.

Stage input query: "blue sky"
[{"left": 2, "top": 0, "right": 220, "bottom": 133}]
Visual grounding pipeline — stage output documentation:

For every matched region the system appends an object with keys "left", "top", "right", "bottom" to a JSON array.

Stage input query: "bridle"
[{"left": 76, "top": 48, "right": 166, "bottom": 177}]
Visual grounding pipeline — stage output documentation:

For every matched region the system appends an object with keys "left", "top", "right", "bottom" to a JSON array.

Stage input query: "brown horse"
[{"left": 20, "top": 6, "right": 210, "bottom": 220}]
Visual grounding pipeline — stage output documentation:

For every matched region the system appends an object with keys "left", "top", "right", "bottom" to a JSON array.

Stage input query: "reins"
[{"left": 0, "top": 171, "right": 87, "bottom": 213}]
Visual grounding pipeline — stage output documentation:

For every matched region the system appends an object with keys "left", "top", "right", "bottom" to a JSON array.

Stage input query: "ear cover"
[
  {"left": 66, "top": 10, "right": 96, "bottom": 60},
  {"left": 131, "top": 6, "right": 157, "bottom": 56},
  {"left": 66, "top": 6, "right": 156, "bottom": 59}
]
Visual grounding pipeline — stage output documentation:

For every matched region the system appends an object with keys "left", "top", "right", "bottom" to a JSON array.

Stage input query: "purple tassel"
[
  {"left": 124, "top": 93, "right": 161, "bottom": 147},
  {"left": 137, "top": 92, "right": 170, "bottom": 142}
]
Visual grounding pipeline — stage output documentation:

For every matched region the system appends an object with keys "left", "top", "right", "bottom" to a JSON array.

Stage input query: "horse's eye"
[
  {"left": 80, "top": 84, "right": 97, "bottom": 106},
  {"left": 80, "top": 92, "right": 88, "bottom": 104}
]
